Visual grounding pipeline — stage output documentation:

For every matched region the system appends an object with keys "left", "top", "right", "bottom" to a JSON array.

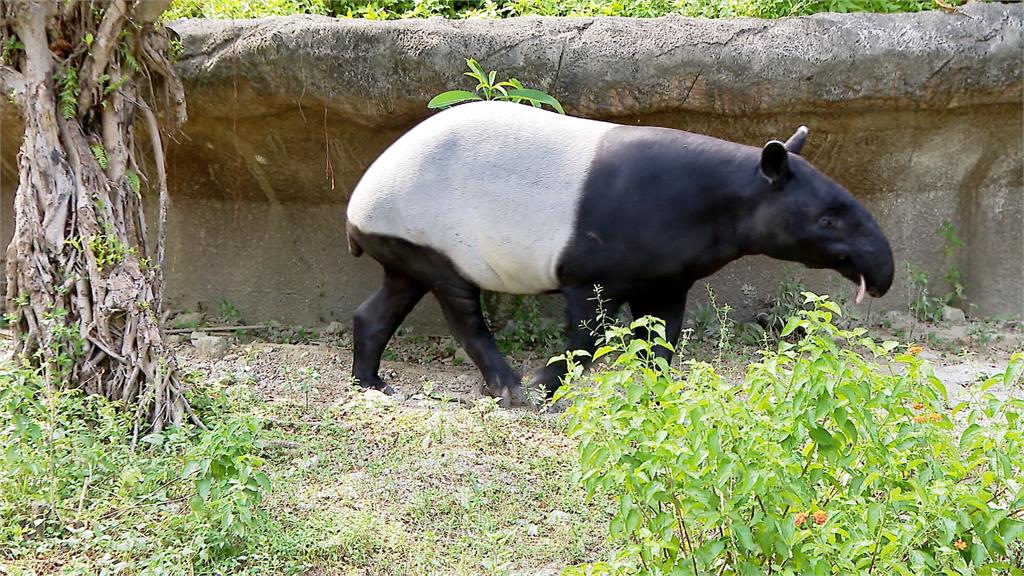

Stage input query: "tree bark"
[{"left": 1, "top": 0, "right": 195, "bottom": 435}]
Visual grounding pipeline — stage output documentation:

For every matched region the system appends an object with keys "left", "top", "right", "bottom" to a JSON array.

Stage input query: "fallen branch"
[{"left": 166, "top": 324, "right": 269, "bottom": 335}]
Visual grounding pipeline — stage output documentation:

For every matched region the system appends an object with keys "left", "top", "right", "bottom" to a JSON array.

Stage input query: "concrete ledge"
[{"left": 173, "top": 3, "right": 1021, "bottom": 123}]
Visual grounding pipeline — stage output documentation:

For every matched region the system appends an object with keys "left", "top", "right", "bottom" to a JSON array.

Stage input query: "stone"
[
  {"left": 323, "top": 321, "right": 347, "bottom": 335},
  {"left": 526, "top": 523, "right": 539, "bottom": 538},
  {"left": 882, "top": 310, "right": 913, "bottom": 332},
  {"left": 195, "top": 335, "right": 229, "bottom": 359},
  {"left": 189, "top": 331, "right": 208, "bottom": 346},
  {"left": 453, "top": 346, "right": 471, "bottom": 366},
  {"left": 942, "top": 306, "right": 967, "bottom": 324},
  {"left": 170, "top": 311, "right": 203, "bottom": 330},
  {"left": 545, "top": 510, "right": 571, "bottom": 526}
]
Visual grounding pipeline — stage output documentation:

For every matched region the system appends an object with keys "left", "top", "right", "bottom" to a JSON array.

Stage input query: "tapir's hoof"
[
  {"left": 483, "top": 384, "right": 528, "bottom": 408},
  {"left": 355, "top": 375, "right": 394, "bottom": 395}
]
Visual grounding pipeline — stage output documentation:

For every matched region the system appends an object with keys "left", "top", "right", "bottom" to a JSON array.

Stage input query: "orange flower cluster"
[
  {"left": 954, "top": 539, "right": 967, "bottom": 551},
  {"left": 907, "top": 345, "right": 924, "bottom": 355},
  {"left": 912, "top": 401, "right": 925, "bottom": 410},
  {"left": 913, "top": 412, "right": 943, "bottom": 424},
  {"left": 794, "top": 511, "right": 827, "bottom": 527}
]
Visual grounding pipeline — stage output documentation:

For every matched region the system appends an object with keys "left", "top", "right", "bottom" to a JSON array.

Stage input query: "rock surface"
[
  {"left": 195, "top": 335, "right": 229, "bottom": 359},
  {"left": 2, "top": 5, "right": 1021, "bottom": 325}
]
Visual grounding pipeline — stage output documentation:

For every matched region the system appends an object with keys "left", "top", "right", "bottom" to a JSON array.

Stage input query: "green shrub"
[
  {"left": 165, "top": 0, "right": 949, "bottom": 21},
  {"left": 0, "top": 363, "right": 270, "bottom": 571},
  {"left": 557, "top": 293, "right": 1023, "bottom": 575}
]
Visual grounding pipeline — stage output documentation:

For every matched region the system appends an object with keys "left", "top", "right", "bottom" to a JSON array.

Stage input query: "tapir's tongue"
[{"left": 855, "top": 275, "right": 866, "bottom": 304}]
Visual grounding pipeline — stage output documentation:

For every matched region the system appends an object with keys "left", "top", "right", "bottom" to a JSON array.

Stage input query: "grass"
[
  {"left": 164, "top": 0, "right": 948, "bottom": 22},
  {"left": 0, "top": 365, "right": 610, "bottom": 575},
  {"left": 244, "top": 394, "right": 610, "bottom": 574}
]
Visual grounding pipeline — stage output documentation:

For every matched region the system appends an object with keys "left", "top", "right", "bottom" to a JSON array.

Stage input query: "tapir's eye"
[{"left": 819, "top": 216, "right": 836, "bottom": 229}]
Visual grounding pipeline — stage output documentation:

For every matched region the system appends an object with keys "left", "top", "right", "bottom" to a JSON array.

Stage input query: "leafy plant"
[
  {"left": 284, "top": 366, "right": 321, "bottom": 412},
  {"left": 89, "top": 142, "right": 108, "bottom": 169},
  {"left": 428, "top": 58, "right": 564, "bottom": 113},
  {"left": 907, "top": 221, "right": 968, "bottom": 324},
  {"left": 557, "top": 294, "right": 1023, "bottom": 575},
  {"left": 88, "top": 230, "right": 127, "bottom": 271},
  {"left": 939, "top": 219, "right": 965, "bottom": 308},
  {"left": 165, "top": 0, "right": 949, "bottom": 21},
  {"left": 218, "top": 298, "right": 242, "bottom": 324},
  {"left": 0, "top": 364, "right": 271, "bottom": 569},
  {"left": 181, "top": 416, "right": 271, "bottom": 559},
  {"left": 1, "top": 34, "right": 24, "bottom": 65},
  {"left": 906, "top": 263, "right": 944, "bottom": 324},
  {"left": 481, "top": 292, "right": 561, "bottom": 354},
  {"left": 57, "top": 65, "right": 79, "bottom": 119}
]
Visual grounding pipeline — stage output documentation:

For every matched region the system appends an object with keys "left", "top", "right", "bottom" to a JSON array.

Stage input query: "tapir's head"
[{"left": 748, "top": 127, "right": 894, "bottom": 301}]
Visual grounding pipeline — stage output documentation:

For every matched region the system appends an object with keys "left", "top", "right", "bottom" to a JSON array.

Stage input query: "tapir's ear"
[
  {"left": 784, "top": 126, "right": 809, "bottom": 155},
  {"left": 760, "top": 140, "right": 790, "bottom": 186}
]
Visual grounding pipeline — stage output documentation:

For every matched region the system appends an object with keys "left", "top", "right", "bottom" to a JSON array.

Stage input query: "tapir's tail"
[{"left": 345, "top": 221, "right": 364, "bottom": 257}]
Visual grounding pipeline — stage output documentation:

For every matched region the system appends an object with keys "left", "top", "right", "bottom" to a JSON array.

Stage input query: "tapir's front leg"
[
  {"left": 628, "top": 288, "right": 688, "bottom": 364},
  {"left": 533, "top": 285, "right": 622, "bottom": 396}
]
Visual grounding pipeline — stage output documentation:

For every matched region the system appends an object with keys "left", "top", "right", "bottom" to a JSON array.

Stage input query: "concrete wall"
[{"left": 2, "top": 3, "right": 1022, "bottom": 329}]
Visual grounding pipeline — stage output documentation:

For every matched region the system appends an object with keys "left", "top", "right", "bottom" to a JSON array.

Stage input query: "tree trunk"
[{"left": 1, "top": 1, "right": 196, "bottom": 436}]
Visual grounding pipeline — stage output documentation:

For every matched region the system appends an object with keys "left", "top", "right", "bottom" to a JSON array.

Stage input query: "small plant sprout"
[
  {"left": 284, "top": 366, "right": 320, "bottom": 412},
  {"left": 428, "top": 58, "right": 564, "bottom": 113}
]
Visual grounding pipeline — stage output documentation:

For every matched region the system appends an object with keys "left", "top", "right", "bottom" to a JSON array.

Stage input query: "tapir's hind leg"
[
  {"left": 432, "top": 280, "right": 524, "bottom": 407},
  {"left": 352, "top": 268, "right": 427, "bottom": 393}
]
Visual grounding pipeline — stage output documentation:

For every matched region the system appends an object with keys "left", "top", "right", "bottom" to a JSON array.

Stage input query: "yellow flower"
[{"left": 908, "top": 345, "right": 924, "bottom": 355}]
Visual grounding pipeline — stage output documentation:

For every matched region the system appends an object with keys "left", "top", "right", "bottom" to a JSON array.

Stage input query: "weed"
[
  {"left": 56, "top": 65, "right": 78, "bottom": 119},
  {"left": 428, "top": 58, "right": 564, "bottom": 113},
  {"left": 165, "top": 0, "right": 949, "bottom": 20},
  {"left": 284, "top": 365, "right": 321, "bottom": 412},
  {"left": 907, "top": 220, "right": 968, "bottom": 324},
  {"left": 0, "top": 364, "right": 270, "bottom": 571},
  {"left": 88, "top": 230, "right": 127, "bottom": 271},
  {"left": 482, "top": 292, "right": 561, "bottom": 355},
  {"left": 218, "top": 298, "right": 242, "bottom": 324},
  {"left": 939, "top": 219, "right": 966, "bottom": 308}
]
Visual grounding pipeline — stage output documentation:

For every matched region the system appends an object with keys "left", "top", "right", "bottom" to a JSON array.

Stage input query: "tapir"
[{"left": 345, "top": 100, "right": 894, "bottom": 404}]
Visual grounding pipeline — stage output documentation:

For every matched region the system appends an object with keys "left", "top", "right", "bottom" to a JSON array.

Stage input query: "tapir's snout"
[
  {"left": 832, "top": 227, "right": 893, "bottom": 303},
  {"left": 854, "top": 234, "right": 894, "bottom": 300}
]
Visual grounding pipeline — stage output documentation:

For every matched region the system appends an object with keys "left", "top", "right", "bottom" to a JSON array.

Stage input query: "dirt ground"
[{"left": 170, "top": 309, "right": 1024, "bottom": 415}]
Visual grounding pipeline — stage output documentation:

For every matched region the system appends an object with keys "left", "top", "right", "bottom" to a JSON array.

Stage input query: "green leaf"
[
  {"left": 427, "top": 90, "right": 482, "bottom": 109},
  {"left": 505, "top": 88, "right": 565, "bottom": 114},
  {"left": 196, "top": 476, "right": 212, "bottom": 500},
  {"left": 625, "top": 508, "right": 642, "bottom": 533},
  {"left": 780, "top": 315, "right": 801, "bottom": 337},
  {"left": 181, "top": 460, "right": 202, "bottom": 478},
  {"left": 809, "top": 426, "right": 834, "bottom": 447},
  {"left": 971, "top": 540, "right": 988, "bottom": 566},
  {"left": 732, "top": 519, "right": 756, "bottom": 553}
]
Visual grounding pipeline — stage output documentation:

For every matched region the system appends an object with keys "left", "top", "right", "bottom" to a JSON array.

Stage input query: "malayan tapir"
[{"left": 345, "top": 100, "right": 894, "bottom": 405}]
